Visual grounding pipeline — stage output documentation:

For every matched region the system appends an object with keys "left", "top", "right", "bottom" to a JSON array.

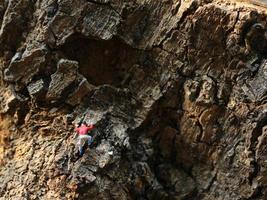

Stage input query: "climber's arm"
[
  {"left": 74, "top": 124, "right": 80, "bottom": 138},
  {"left": 75, "top": 124, "right": 80, "bottom": 132},
  {"left": 87, "top": 124, "right": 94, "bottom": 131}
]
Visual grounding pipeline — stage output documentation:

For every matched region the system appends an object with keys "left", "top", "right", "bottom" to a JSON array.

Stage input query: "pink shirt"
[{"left": 76, "top": 124, "right": 94, "bottom": 135}]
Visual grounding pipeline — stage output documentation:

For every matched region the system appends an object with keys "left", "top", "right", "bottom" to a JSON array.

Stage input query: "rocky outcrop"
[{"left": 1, "top": 0, "right": 267, "bottom": 200}]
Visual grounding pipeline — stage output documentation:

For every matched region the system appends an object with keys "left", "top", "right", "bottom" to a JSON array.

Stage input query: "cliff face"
[{"left": 1, "top": 0, "right": 267, "bottom": 199}]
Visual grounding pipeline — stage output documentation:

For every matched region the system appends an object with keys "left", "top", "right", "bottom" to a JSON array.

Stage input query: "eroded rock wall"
[{"left": 1, "top": 0, "right": 267, "bottom": 199}]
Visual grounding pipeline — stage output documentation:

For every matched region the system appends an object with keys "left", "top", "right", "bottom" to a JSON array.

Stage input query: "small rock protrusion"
[
  {"left": 0, "top": 86, "right": 28, "bottom": 114},
  {"left": 46, "top": 59, "right": 79, "bottom": 101},
  {"left": 66, "top": 77, "right": 95, "bottom": 106},
  {"left": 196, "top": 76, "right": 216, "bottom": 105},
  {"left": 27, "top": 79, "right": 47, "bottom": 99}
]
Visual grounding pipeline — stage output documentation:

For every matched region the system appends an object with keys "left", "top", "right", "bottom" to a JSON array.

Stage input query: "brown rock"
[
  {"left": 159, "top": 127, "right": 178, "bottom": 159},
  {"left": 66, "top": 77, "right": 95, "bottom": 106},
  {"left": 1, "top": 1, "right": 267, "bottom": 200},
  {"left": 46, "top": 59, "right": 78, "bottom": 101}
]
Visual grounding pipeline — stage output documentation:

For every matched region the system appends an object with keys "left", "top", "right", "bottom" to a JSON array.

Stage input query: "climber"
[{"left": 75, "top": 121, "right": 94, "bottom": 156}]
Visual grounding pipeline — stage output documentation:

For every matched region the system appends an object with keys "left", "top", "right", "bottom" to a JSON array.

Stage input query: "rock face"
[{"left": 1, "top": 0, "right": 267, "bottom": 199}]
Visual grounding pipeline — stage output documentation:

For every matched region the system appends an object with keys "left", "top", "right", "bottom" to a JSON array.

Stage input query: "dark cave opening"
[{"left": 60, "top": 34, "right": 141, "bottom": 87}]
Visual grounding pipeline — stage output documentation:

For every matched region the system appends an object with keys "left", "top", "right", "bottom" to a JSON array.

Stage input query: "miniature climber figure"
[{"left": 75, "top": 122, "right": 94, "bottom": 156}]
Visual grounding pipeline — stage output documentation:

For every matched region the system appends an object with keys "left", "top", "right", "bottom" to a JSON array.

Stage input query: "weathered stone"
[
  {"left": 47, "top": 0, "right": 85, "bottom": 46},
  {"left": 192, "top": 164, "right": 216, "bottom": 191},
  {"left": 81, "top": 4, "right": 120, "bottom": 40},
  {"left": 2, "top": 1, "right": 267, "bottom": 200},
  {"left": 4, "top": 46, "right": 48, "bottom": 85},
  {"left": 0, "top": 86, "right": 27, "bottom": 114},
  {"left": 0, "top": 0, "right": 32, "bottom": 52},
  {"left": 199, "top": 106, "right": 222, "bottom": 144},
  {"left": 184, "top": 79, "right": 200, "bottom": 105},
  {"left": 120, "top": 0, "right": 196, "bottom": 49},
  {"left": 157, "top": 164, "right": 196, "bottom": 198},
  {"left": 196, "top": 75, "right": 216, "bottom": 106},
  {"left": 242, "top": 60, "right": 267, "bottom": 102},
  {"left": 66, "top": 77, "right": 95, "bottom": 106},
  {"left": 27, "top": 79, "right": 47, "bottom": 99},
  {"left": 46, "top": 59, "right": 78, "bottom": 101},
  {"left": 159, "top": 127, "right": 177, "bottom": 159},
  {"left": 180, "top": 115, "right": 201, "bottom": 144},
  {"left": 96, "top": 142, "right": 113, "bottom": 168},
  {"left": 245, "top": 23, "right": 267, "bottom": 55}
]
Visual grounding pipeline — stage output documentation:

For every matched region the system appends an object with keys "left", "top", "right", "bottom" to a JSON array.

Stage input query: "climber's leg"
[
  {"left": 77, "top": 135, "right": 92, "bottom": 155},
  {"left": 79, "top": 135, "right": 92, "bottom": 146},
  {"left": 87, "top": 135, "right": 93, "bottom": 146},
  {"left": 77, "top": 136, "right": 84, "bottom": 156},
  {"left": 79, "top": 146, "right": 84, "bottom": 156}
]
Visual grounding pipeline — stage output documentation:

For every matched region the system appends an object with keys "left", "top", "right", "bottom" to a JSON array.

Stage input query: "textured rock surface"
[{"left": 1, "top": 0, "right": 267, "bottom": 199}]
